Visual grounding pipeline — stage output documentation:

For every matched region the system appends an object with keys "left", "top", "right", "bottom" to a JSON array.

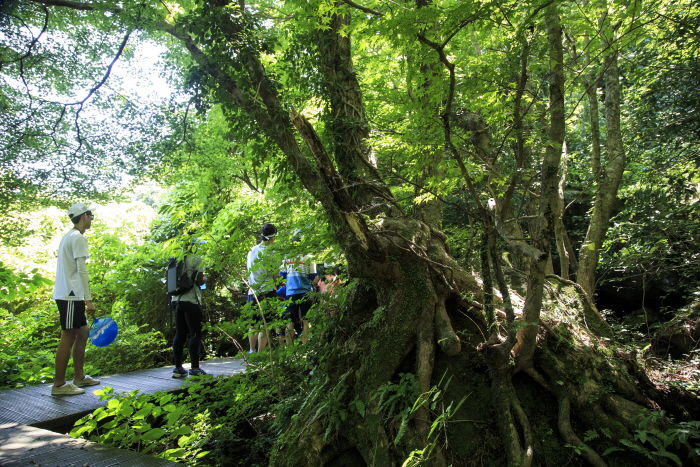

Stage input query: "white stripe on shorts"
[{"left": 67, "top": 301, "right": 74, "bottom": 328}]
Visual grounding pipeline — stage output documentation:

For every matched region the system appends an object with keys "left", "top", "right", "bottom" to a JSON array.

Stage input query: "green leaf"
[
  {"left": 119, "top": 403, "right": 134, "bottom": 418},
  {"left": 172, "top": 426, "right": 192, "bottom": 435},
  {"left": 164, "top": 448, "right": 186, "bottom": 459},
  {"left": 355, "top": 400, "right": 365, "bottom": 418},
  {"left": 166, "top": 407, "right": 184, "bottom": 426},
  {"left": 602, "top": 447, "right": 622, "bottom": 456},
  {"left": 141, "top": 428, "right": 166, "bottom": 441},
  {"left": 133, "top": 423, "right": 151, "bottom": 433},
  {"left": 69, "top": 425, "right": 93, "bottom": 438},
  {"left": 94, "top": 409, "right": 112, "bottom": 422},
  {"left": 178, "top": 434, "right": 196, "bottom": 447},
  {"left": 133, "top": 407, "right": 152, "bottom": 420}
]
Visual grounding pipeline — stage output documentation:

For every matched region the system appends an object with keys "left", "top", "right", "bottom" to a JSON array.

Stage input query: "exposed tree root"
[
  {"left": 557, "top": 395, "right": 608, "bottom": 467},
  {"left": 415, "top": 304, "right": 448, "bottom": 467},
  {"left": 626, "top": 355, "right": 700, "bottom": 420},
  {"left": 651, "top": 315, "right": 700, "bottom": 360},
  {"left": 435, "top": 300, "right": 461, "bottom": 356},
  {"left": 269, "top": 222, "right": 694, "bottom": 467},
  {"left": 511, "top": 395, "right": 534, "bottom": 467},
  {"left": 483, "top": 339, "right": 536, "bottom": 467}
]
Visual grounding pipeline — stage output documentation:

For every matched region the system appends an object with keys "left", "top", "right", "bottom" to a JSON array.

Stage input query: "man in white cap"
[{"left": 51, "top": 203, "right": 101, "bottom": 395}]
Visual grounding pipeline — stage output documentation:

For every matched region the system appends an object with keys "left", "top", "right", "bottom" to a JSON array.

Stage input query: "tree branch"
[
  {"left": 341, "top": 0, "right": 383, "bottom": 17},
  {"left": 70, "top": 29, "right": 132, "bottom": 155},
  {"left": 30, "top": 0, "right": 114, "bottom": 11}
]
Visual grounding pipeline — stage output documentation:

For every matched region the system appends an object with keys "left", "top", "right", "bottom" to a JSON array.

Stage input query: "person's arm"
[
  {"left": 200, "top": 261, "right": 207, "bottom": 286},
  {"left": 76, "top": 256, "right": 96, "bottom": 315}
]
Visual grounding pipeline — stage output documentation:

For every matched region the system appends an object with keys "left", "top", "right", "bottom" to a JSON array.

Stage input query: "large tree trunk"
[
  {"left": 577, "top": 3, "right": 628, "bottom": 298},
  {"left": 514, "top": 3, "right": 566, "bottom": 371},
  {"left": 410, "top": 0, "right": 447, "bottom": 229},
  {"left": 554, "top": 140, "right": 572, "bottom": 279}
]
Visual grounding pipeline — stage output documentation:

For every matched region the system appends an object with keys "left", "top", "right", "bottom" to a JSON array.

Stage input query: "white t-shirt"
[
  {"left": 247, "top": 243, "right": 276, "bottom": 294},
  {"left": 53, "top": 229, "right": 91, "bottom": 301}
]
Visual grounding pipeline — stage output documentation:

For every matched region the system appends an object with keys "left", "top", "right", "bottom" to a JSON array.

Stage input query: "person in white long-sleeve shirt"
[{"left": 51, "top": 203, "right": 101, "bottom": 395}]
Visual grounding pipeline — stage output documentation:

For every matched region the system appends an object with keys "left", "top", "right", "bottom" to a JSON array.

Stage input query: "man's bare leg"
[
  {"left": 301, "top": 320, "right": 310, "bottom": 344},
  {"left": 248, "top": 328, "right": 258, "bottom": 352},
  {"left": 286, "top": 323, "right": 294, "bottom": 345},
  {"left": 70, "top": 325, "right": 89, "bottom": 382},
  {"left": 53, "top": 329, "right": 79, "bottom": 387},
  {"left": 258, "top": 332, "right": 268, "bottom": 352}
]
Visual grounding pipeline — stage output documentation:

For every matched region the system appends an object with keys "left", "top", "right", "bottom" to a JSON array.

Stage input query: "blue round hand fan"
[{"left": 89, "top": 316, "right": 118, "bottom": 347}]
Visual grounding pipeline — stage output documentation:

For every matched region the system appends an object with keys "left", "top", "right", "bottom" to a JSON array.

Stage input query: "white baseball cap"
[{"left": 67, "top": 203, "right": 92, "bottom": 219}]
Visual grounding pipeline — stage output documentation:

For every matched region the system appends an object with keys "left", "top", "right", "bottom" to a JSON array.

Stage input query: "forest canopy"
[{"left": 1, "top": 0, "right": 700, "bottom": 466}]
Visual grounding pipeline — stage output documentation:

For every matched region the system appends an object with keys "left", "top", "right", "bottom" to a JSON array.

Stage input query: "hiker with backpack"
[{"left": 168, "top": 237, "right": 208, "bottom": 378}]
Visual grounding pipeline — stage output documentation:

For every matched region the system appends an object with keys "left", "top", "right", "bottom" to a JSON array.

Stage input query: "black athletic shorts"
[
  {"left": 248, "top": 291, "right": 279, "bottom": 322},
  {"left": 56, "top": 300, "right": 88, "bottom": 330},
  {"left": 285, "top": 293, "right": 313, "bottom": 327}
]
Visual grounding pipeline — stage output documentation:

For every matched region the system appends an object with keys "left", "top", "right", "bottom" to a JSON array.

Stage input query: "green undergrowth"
[
  {"left": 70, "top": 341, "right": 319, "bottom": 466},
  {"left": 0, "top": 299, "right": 59, "bottom": 389},
  {"left": 67, "top": 282, "right": 351, "bottom": 465},
  {"left": 601, "top": 301, "right": 700, "bottom": 397},
  {"left": 68, "top": 336, "right": 472, "bottom": 467},
  {"left": 0, "top": 293, "right": 168, "bottom": 390},
  {"left": 595, "top": 410, "right": 700, "bottom": 466}
]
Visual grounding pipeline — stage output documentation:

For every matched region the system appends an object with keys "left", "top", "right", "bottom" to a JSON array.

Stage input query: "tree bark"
[
  {"left": 316, "top": 13, "right": 397, "bottom": 210},
  {"left": 515, "top": 3, "right": 566, "bottom": 370},
  {"left": 411, "top": 0, "right": 446, "bottom": 229},
  {"left": 577, "top": 3, "right": 627, "bottom": 298},
  {"left": 554, "top": 140, "right": 577, "bottom": 278}
]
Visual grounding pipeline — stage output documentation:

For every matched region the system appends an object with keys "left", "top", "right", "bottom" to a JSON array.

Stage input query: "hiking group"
[
  {"left": 165, "top": 222, "right": 341, "bottom": 378},
  {"left": 49, "top": 205, "right": 340, "bottom": 394},
  {"left": 246, "top": 223, "right": 340, "bottom": 354}
]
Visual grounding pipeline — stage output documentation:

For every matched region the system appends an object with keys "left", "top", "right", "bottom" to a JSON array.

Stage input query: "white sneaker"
[
  {"left": 51, "top": 382, "right": 85, "bottom": 395},
  {"left": 73, "top": 375, "right": 101, "bottom": 387}
]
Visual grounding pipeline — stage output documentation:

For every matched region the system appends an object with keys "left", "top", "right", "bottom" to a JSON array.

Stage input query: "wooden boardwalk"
[
  {"left": 0, "top": 357, "right": 246, "bottom": 466},
  {"left": 0, "top": 423, "right": 190, "bottom": 467}
]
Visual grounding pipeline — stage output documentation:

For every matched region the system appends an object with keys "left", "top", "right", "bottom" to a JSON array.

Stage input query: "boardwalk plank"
[
  {"left": 0, "top": 357, "right": 246, "bottom": 466},
  {"left": 0, "top": 423, "right": 185, "bottom": 466},
  {"left": 0, "top": 408, "right": 41, "bottom": 427},
  {"left": 96, "top": 374, "right": 184, "bottom": 394},
  {"left": 0, "top": 390, "right": 79, "bottom": 419}
]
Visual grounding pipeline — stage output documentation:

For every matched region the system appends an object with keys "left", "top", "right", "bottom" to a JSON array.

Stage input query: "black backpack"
[{"left": 166, "top": 256, "right": 196, "bottom": 296}]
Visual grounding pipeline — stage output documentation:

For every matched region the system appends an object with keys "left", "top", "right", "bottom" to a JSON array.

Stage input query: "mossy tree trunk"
[{"left": 274, "top": 218, "right": 478, "bottom": 466}]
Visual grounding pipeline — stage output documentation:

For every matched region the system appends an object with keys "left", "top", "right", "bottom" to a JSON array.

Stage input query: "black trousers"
[{"left": 172, "top": 300, "right": 203, "bottom": 368}]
